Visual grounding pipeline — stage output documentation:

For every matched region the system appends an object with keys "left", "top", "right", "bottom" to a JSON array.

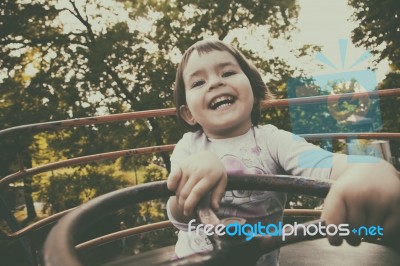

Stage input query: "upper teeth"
[{"left": 210, "top": 95, "right": 234, "bottom": 109}]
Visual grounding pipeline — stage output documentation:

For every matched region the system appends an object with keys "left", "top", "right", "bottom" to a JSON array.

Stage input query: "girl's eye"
[
  {"left": 191, "top": 80, "right": 205, "bottom": 89},
  {"left": 222, "top": 71, "right": 236, "bottom": 77}
]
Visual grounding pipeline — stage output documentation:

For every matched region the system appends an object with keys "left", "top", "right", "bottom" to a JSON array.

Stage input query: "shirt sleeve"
[
  {"left": 167, "top": 132, "right": 194, "bottom": 230},
  {"left": 166, "top": 199, "right": 192, "bottom": 231},
  {"left": 262, "top": 125, "right": 333, "bottom": 179},
  {"left": 169, "top": 132, "right": 193, "bottom": 173}
]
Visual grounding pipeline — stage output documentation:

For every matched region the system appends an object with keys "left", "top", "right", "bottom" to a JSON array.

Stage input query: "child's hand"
[
  {"left": 167, "top": 151, "right": 227, "bottom": 217},
  {"left": 322, "top": 156, "right": 400, "bottom": 246}
]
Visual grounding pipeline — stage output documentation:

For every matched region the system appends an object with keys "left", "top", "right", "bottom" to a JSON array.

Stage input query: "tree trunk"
[
  {"left": 23, "top": 177, "right": 37, "bottom": 222},
  {"left": 148, "top": 118, "right": 171, "bottom": 172},
  {"left": 20, "top": 153, "right": 37, "bottom": 222}
]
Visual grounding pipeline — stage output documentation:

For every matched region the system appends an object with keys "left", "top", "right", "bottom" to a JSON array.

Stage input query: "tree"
[
  {"left": 1, "top": 0, "right": 301, "bottom": 179},
  {"left": 1, "top": 1, "right": 303, "bottom": 260},
  {"left": 349, "top": 0, "right": 400, "bottom": 168},
  {"left": 0, "top": 0, "right": 69, "bottom": 220},
  {"left": 349, "top": 0, "right": 400, "bottom": 68}
]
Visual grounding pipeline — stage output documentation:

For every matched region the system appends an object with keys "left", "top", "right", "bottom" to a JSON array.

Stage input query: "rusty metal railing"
[
  {"left": 1, "top": 89, "right": 399, "bottom": 138},
  {"left": 0, "top": 145, "right": 175, "bottom": 188},
  {"left": 0, "top": 109, "right": 176, "bottom": 138},
  {"left": 2, "top": 132, "right": 400, "bottom": 189},
  {"left": 43, "top": 175, "right": 332, "bottom": 266},
  {"left": 261, "top": 88, "right": 400, "bottom": 108},
  {"left": 1, "top": 88, "right": 399, "bottom": 263},
  {"left": 1, "top": 207, "right": 322, "bottom": 241},
  {"left": 2, "top": 89, "right": 399, "bottom": 189},
  {"left": 74, "top": 209, "right": 322, "bottom": 252},
  {"left": 299, "top": 132, "right": 400, "bottom": 140},
  {"left": 1, "top": 208, "right": 75, "bottom": 239}
]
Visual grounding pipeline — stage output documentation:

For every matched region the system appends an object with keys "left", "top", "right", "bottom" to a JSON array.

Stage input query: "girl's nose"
[{"left": 208, "top": 75, "right": 225, "bottom": 91}]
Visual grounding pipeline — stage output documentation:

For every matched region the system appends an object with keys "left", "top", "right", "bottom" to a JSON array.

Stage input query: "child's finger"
[
  {"left": 177, "top": 178, "right": 190, "bottom": 212},
  {"left": 211, "top": 173, "right": 227, "bottom": 210},
  {"left": 344, "top": 202, "right": 365, "bottom": 246},
  {"left": 382, "top": 207, "right": 400, "bottom": 245},
  {"left": 183, "top": 177, "right": 213, "bottom": 216},
  {"left": 167, "top": 166, "right": 182, "bottom": 191},
  {"left": 365, "top": 200, "right": 388, "bottom": 228},
  {"left": 178, "top": 172, "right": 202, "bottom": 201},
  {"left": 321, "top": 188, "right": 347, "bottom": 246},
  {"left": 175, "top": 172, "right": 190, "bottom": 210}
]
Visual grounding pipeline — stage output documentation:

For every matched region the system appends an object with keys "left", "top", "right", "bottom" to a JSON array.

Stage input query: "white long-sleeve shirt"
[{"left": 167, "top": 125, "right": 333, "bottom": 265}]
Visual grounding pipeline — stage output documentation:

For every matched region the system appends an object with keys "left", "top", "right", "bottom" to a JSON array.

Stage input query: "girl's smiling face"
[{"left": 180, "top": 50, "right": 254, "bottom": 139}]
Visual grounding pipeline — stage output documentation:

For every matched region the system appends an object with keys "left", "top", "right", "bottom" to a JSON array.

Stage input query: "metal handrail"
[
  {"left": 1, "top": 208, "right": 322, "bottom": 241},
  {"left": 1, "top": 88, "right": 398, "bottom": 186},
  {"left": 1, "top": 88, "right": 399, "bottom": 262},
  {"left": 0, "top": 108, "right": 176, "bottom": 137},
  {"left": 2, "top": 133, "right": 399, "bottom": 188},
  {"left": 42, "top": 175, "right": 332, "bottom": 266},
  {"left": 0, "top": 208, "right": 75, "bottom": 239},
  {"left": 74, "top": 209, "right": 322, "bottom": 251},
  {"left": 0, "top": 145, "right": 175, "bottom": 188},
  {"left": 299, "top": 132, "right": 400, "bottom": 140},
  {"left": 1, "top": 88, "right": 399, "bottom": 138},
  {"left": 261, "top": 88, "right": 400, "bottom": 108}
]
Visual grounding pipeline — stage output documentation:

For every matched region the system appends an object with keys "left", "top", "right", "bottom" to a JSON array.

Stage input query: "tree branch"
[
  {"left": 219, "top": 6, "right": 238, "bottom": 40},
  {"left": 279, "top": 6, "right": 290, "bottom": 26},
  {"left": 105, "top": 65, "right": 132, "bottom": 103},
  {"left": 68, "top": 0, "right": 96, "bottom": 43}
]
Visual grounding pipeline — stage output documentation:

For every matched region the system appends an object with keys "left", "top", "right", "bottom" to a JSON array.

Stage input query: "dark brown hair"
[{"left": 173, "top": 39, "right": 273, "bottom": 131}]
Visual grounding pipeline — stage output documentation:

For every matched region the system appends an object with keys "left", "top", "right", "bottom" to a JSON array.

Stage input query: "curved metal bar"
[
  {"left": 0, "top": 108, "right": 176, "bottom": 137},
  {"left": 43, "top": 181, "right": 173, "bottom": 266},
  {"left": 74, "top": 209, "right": 321, "bottom": 252},
  {"left": 43, "top": 175, "right": 331, "bottom": 266},
  {"left": 226, "top": 174, "right": 332, "bottom": 197},
  {"left": 262, "top": 88, "right": 400, "bottom": 108},
  {"left": 0, "top": 208, "right": 75, "bottom": 240},
  {"left": 284, "top": 209, "right": 321, "bottom": 216},
  {"left": 2, "top": 89, "right": 399, "bottom": 138},
  {"left": 0, "top": 145, "right": 175, "bottom": 188},
  {"left": 0, "top": 209, "right": 320, "bottom": 242},
  {"left": 2, "top": 132, "right": 398, "bottom": 189},
  {"left": 2, "top": 131, "right": 399, "bottom": 189},
  {"left": 75, "top": 220, "right": 173, "bottom": 251},
  {"left": 299, "top": 132, "right": 400, "bottom": 140}
]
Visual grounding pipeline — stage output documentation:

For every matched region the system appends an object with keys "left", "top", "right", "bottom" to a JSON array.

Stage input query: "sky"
[
  {"left": 25, "top": 0, "right": 390, "bottom": 85},
  {"left": 294, "top": 0, "right": 388, "bottom": 80},
  {"left": 228, "top": 0, "right": 389, "bottom": 84}
]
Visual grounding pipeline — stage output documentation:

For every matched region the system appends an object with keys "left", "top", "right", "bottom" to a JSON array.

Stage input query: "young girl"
[{"left": 166, "top": 39, "right": 400, "bottom": 265}]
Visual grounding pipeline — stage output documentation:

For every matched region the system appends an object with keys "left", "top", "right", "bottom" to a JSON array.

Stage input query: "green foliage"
[
  {"left": 142, "top": 163, "right": 168, "bottom": 183},
  {"left": 1, "top": 0, "right": 302, "bottom": 179},
  {"left": 5, "top": 0, "right": 399, "bottom": 260},
  {"left": 348, "top": 0, "right": 400, "bottom": 167},
  {"left": 125, "top": 0, "right": 298, "bottom": 50},
  {"left": 137, "top": 163, "right": 168, "bottom": 222},
  {"left": 349, "top": 0, "right": 400, "bottom": 68},
  {"left": 379, "top": 69, "right": 400, "bottom": 133},
  {"left": 129, "top": 163, "right": 176, "bottom": 256},
  {"left": 35, "top": 164, "right": 132, "bottom": 213}
]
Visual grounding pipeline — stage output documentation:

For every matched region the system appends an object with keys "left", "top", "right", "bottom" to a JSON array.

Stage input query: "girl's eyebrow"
[
  {"left": 217, "top": 61, "right": 237, "bottom": 68},
  {"left": 186, "top": 61, "right": 238, "bottom": 79}
]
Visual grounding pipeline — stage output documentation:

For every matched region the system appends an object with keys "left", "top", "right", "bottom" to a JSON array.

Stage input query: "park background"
[{"left": 1, "top": 0, "right": 399, "bottom": 265}]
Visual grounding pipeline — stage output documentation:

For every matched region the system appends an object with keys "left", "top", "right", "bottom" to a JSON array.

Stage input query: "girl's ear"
[{"left": 179, "top": 105, "right": 197, "bottom": 126}]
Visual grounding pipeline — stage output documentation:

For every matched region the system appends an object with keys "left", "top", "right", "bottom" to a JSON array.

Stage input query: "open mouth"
[{"left": 209, "top": 95, "right": 236, "bottom": 110}]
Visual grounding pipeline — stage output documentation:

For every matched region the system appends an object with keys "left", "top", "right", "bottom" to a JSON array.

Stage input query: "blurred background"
[{"left": 0, "top": 0, "right": 399, "bottom": 265}]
